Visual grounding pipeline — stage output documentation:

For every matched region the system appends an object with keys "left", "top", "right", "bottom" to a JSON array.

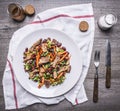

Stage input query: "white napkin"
[{"left": 2, "top": 3, "right": 94, "bottom": 109}]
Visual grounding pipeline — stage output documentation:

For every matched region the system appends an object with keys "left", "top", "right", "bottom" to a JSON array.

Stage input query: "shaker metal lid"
[{"left": 105, "top": 14, "right": 116, "bottom": 25}]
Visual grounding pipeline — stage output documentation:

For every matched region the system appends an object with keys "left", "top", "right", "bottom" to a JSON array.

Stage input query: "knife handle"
[
  {"left": 93, "top": 74, "right": 98, "bottom": 103},
  {"left": 106, "top": 66, "right": 111, "bottom": 88}
]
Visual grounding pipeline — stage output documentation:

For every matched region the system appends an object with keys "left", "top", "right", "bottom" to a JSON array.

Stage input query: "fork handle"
[
  {"left": 93, "top": 74, "right": 98, "bottom": 103},
  {"left": 106, "top": 66, "right": 111, "bottom": 88}
]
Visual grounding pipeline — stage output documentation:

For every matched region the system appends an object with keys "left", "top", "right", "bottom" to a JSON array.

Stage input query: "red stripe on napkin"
[
  {"left": 7, "top": 59, "right": 18, "bottom": 109},
  {"left": 75, "top": 98, "right": 78, "bottom": 105},
  {"left": 31, "top": 14, "right": 94, "bottom": 24}
]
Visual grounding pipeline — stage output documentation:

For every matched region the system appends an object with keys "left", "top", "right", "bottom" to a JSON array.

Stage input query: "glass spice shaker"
[
  {"left": 7, "top": 3, "right": 26, "bottom": 22},
  {"left": 97, "top": 14, "right": 117, "bottom": 30}
]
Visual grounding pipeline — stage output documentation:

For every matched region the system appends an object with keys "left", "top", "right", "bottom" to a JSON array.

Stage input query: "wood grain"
[{"left": 0, "top": 0, "right": 120, "bottom": 111}]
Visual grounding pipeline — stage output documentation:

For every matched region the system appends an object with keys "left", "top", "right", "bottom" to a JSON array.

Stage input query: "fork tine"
[
  {"left": 97, "top": 51, "right": 100, "bottom": 61},
  {"left": 96, "top": 51, "right": 98, "bottom": 61},
  {"left": 94, "top": 50, "right": 97, "bottom": 61},
  {"left": 94, "top": 50, "right": 99, "bottom": 61}
]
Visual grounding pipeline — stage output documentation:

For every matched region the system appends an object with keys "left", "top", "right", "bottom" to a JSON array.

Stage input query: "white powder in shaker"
[{"left": 98, "top": 14, "right": 117, "bottom": 30}]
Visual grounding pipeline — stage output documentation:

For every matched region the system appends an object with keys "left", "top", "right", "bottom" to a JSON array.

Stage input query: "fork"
[{"left": 93, "top": 50, "right": 100, "bottom": 103}]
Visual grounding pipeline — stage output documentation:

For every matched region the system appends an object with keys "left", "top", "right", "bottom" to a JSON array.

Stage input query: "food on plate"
[
  {"left": 24, "top": 4, "right": 35, "bottom": 16},
  {"left": 23, "top": 38, "right": 71, "bottom": 88},
  {"left": 79, "top": 21, "right": 89, "bottom": 32}
]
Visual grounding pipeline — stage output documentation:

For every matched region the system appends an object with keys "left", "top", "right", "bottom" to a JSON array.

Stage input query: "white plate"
[{"left": 13, "top": 28, "right": 82, "bottom": 98}]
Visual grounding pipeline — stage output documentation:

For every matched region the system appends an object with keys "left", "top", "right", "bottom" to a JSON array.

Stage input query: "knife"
[{"left": 105, "top": 39, "right": 111, "bottom": 88}]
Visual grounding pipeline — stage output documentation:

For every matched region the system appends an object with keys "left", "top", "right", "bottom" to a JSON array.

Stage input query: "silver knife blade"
[{"left": 105, "top": 40, "right": 111, "bottom": 66}]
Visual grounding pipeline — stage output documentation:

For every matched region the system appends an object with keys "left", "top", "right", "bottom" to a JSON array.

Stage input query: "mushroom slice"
[
  {"left": 39, "top": 67, "right": 45, "bottom": 73},
  {"left": 23, "top": 53, "right": 33, "bottom": 62},
  {"left": 39, "top": 67, "right": 45, "bottom": 77},
  {"left": 29, "top": 69, "right": 39, "bottom": 79},
  {"left": 39, "top": 56, "right": 50, "bottom": 65},
  {"left": 52, "top": 55, "right": 60, "bottom": 67},
  {"left": 66, "top": 65, "right": 71, "bottom": 73},
  {"left": 44, "top": 80, "right": 50, "bottom": 88},
  {"left": 53, "top": 71, "right": 57, "bottom": 79},
  {"left": 57, "top": 65, "right": 71, "bottom": 74},
  {"left": 41, "top": 43, "right": 47, "bottom": 52},
  {"left": 29, "top": 39, "right": 42, "bottom": 51}
]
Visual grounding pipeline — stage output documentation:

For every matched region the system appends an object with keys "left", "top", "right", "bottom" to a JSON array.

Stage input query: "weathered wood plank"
[{"left": 2, "top": 79, "right": 120, "bottom": 111}]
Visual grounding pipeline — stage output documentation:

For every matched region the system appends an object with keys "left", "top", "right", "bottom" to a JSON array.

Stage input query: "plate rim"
[{"left": 12, "top": 28, "right": 83, "bottom": 98}]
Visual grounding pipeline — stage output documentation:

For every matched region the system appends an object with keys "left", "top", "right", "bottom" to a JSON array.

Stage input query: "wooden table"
[{"left": 0, "top": 0, "right": 120, "bottom": 111}]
